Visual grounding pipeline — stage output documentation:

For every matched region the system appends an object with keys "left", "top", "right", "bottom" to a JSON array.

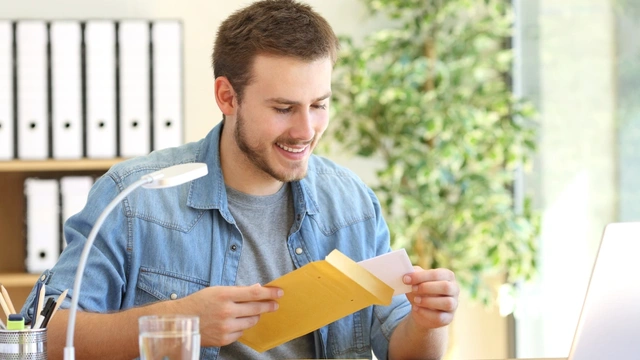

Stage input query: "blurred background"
[{"left": 1, "top": 0, "right": 639, "bottom": 359}]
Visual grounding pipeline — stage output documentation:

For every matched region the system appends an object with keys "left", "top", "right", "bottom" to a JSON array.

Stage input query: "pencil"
[
  {"left": 49, "top": 289, "right": 69, "bottom": 324},
  {"left": 0, "top": 290, "right": 11, "bottom": 320},
  {"left": 1, "top": 284, "right": 16, "bottom": 314}
]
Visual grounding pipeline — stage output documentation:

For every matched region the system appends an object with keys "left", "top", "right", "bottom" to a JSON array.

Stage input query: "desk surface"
[{"left": 486, "top": 358, "right": 567, "bottom": 360}]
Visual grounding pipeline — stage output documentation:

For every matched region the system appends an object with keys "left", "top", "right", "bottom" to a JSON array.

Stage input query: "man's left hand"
[{"left": 403, "top": 267, "right": 460, "bottom": 330}]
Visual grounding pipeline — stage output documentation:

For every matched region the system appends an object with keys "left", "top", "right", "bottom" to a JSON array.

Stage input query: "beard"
[{"left": 234, "top": 108, "right": 314, "bottom": 183}]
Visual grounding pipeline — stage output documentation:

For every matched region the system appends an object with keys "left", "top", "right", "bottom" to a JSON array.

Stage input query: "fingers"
[
  {"left": 412, "top": 280, "right": 459, "bottom": 297},
  {"left": 232, "top": 299, "right": 279, "bottom": 317},
  {"left": 403, "top": 267, "right": 455, "bottom": 284},
  {"left": 413, "top": 295, "right": 458, "bottom": 312},
  {"left": 412, "top": 306, "right": 455, "bottom": 327},
  {"left": 222, "top": 283, "right": 284, "bottom": 302},
  {"left": 218, "top": 315, "right": 261, "bottom": 336},
  {"left": 402, "top": 267, "right": 460, "bottom": 330}
]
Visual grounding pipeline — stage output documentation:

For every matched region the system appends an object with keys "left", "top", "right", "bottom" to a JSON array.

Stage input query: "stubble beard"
[{"left": 234, "top": 109, "right": 313, "bottom": 183}]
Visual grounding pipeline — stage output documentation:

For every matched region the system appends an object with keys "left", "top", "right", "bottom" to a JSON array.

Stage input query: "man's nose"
[{"left": 289, "top": 109, "right": 314, "bottom": 142}]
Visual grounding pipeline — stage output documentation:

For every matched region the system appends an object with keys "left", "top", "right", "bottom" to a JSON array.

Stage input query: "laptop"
[
  {"left": 565, "top": 222, "right": 640, "bottom": 359},
  {"left": 496, "top": 222, "right": 640, "bottom": 360}
]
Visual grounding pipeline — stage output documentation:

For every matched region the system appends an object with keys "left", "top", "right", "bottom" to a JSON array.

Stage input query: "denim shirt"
[{"left": 21, "top": 122, "right": 410, "bottom": 359}]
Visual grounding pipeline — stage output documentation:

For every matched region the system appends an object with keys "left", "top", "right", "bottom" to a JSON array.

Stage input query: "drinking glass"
[{"left": 138, "top": 315, "right": 200, "bottom": 360}]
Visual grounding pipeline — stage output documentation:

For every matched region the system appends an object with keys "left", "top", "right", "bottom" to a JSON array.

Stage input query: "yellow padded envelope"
[{"left": 238, "top": 249, "right": 394, "bottom": 352}]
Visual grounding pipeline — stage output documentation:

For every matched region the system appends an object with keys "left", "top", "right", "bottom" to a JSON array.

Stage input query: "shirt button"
[
  {"left": 295, "top": 248, "right": 303, "bottom": 255},
  {"left": 231, "top": 244, "right": 238, "bottom": 251},
  {"left": 40, "top": 275, "right": 46, "bottom": 282},
  {"left": 170, "top": 293, "right": 178, "bottom": 300},
  {"left": 296, "top": 214, "right": 302, "bottom": 221}
]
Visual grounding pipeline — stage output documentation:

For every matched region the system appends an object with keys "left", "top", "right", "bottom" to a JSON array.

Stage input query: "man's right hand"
[{"left": 177, "top": 284, "right": 283, "bottom": 347}]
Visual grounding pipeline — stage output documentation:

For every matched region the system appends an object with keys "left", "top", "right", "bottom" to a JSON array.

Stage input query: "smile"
[{"left": 276, "top": 143, "right": 308, "bottom": 153}]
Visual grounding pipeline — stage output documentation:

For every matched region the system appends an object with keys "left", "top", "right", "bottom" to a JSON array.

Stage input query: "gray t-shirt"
[{"left": 218, "top": 183, "right": 316, "bottom": 359}]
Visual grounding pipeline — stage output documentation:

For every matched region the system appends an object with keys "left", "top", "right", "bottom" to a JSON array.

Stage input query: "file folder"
[
  {"left": 152, "top": 21, "right": 183, "bottom": 151},
  {"left": 60, "top": 176, "right": 93, "bottom": 248},
  {"left": 0, "top": 21, "right": 13, "bottom": 160},
  {"left": 24, "top": 178, "right": 60, "bottom": 274},
  {"left": 50, "top": 21, "right": 83, "bottom": 159},
  {"left": 16, "top": 21, "right": 49, "bottom": 160},
  {"left": 85, "top": 21, "right": 117, "bottom": 159},
  {"left": 119, "top": 21, "right": 150, "bottom": 158}
]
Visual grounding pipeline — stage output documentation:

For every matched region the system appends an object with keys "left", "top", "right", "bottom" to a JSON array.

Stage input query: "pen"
[
  {"left": 32, "top": 283, "right": 45, "bottom": 329},
  {"left": 0, "top": 284, "right": 16, "bottom": 314},
  {"left": 34, "top": 297, "right": 55, "bottom": 329},
  {"left": 30, "top": 281, "right": 43, "bottom": 328}
]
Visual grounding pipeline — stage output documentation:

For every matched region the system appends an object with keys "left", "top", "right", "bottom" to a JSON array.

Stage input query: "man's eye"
[
  {"left": 313, "top": 104, "right": 327, "bottom": 110},
  {"left": 275, "top": 107, "right": 292, "bottom": 114}
]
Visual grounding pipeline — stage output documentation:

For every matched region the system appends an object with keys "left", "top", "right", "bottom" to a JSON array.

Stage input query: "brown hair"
[{"left": 213, "top": 0, "right": 339, "bottom": 103}]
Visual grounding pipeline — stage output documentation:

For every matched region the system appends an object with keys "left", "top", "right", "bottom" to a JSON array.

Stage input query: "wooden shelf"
[
  {"left": 0, "top": 273, "right": 40, "bottom": 288},
  {"left": 0, "top": 158, "right": 125, "bottom": 173}
]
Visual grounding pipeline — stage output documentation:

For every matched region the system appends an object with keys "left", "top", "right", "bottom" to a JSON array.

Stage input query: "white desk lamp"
[{"left": 63, "top": 163, "right": 208, "bottom": 360}]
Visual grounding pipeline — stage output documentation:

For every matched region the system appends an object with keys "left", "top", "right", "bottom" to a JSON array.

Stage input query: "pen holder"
[{"left": 0, "top": 328, "right": 47, "bottom": 360}]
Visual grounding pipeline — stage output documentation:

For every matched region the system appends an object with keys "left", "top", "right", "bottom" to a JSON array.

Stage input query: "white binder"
[
  {"left": 16, "top": 21, "right": 48, "bottom": 160},
  {"left": 152, "top": 21, "right": 183, "bottom": 151},
  {"left": 0, "top": 21, "right": 13, "bottom": 160},
  {"left": 119, "top": 21, "right": 150, "bottom": 158},
  {"left": 60, "top": 176, "right": 93, "bottom": 248},
  {"left": 51, "top": 21, "right": 83, "bottom": 159},
  {"left": 85, "top": 21, "right": 117, "bottom": 159},
  {"left": 24, "top": 178, "right": 60, "bottom": 274}
]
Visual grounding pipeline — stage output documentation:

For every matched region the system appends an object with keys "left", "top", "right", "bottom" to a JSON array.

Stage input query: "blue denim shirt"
[{"left": 21, "top": 122, "right": 410, "bottom": 359}]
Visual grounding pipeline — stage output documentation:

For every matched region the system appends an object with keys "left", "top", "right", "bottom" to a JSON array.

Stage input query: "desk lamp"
[{"left": 63, "top": 162, "right": 208, "bottom": 360}]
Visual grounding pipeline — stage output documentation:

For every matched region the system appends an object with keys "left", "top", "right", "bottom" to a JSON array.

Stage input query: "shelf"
[
  {"left": 0, "top": 158, "right": 125, "bottom": 172},
  {"left": 0, "top": 273, "right": 40, "bottom": 288}
]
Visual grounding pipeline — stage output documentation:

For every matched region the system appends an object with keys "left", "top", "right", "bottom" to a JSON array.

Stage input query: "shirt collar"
[{"left": 186, "top": 121, "right": 319, "bottom": 216}]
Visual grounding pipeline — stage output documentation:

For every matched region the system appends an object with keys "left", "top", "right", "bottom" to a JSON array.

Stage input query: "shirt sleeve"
[{"left": 366, "top": 187, "right": 412, "bottom": 359}]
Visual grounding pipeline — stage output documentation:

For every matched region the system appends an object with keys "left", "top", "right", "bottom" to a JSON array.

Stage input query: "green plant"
[{"left": 328, "top": 0, "right": 539, "bottom": 304}]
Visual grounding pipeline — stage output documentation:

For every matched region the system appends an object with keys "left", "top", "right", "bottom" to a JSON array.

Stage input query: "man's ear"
[{"left": 215, "top": 76, "right": 237, "bottom": 117}]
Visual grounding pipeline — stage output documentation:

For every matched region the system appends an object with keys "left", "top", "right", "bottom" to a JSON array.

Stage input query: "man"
[{"left": 21, "top": 1, "right": 459, "bottom": 359}]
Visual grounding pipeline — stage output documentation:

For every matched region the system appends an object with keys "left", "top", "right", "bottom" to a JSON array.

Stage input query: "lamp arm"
[{"left": 64, "top": 176, "right": 152, "bottom": 360}]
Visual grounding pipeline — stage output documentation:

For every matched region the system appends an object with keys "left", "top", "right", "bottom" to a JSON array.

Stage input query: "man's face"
[{"left": 231, "top": 55, "right": 332, "bottom": 183}]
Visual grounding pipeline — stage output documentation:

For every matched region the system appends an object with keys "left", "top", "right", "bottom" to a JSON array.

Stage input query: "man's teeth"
[{"left": 277, "top": 143, "right": 306, "bottom": 153}]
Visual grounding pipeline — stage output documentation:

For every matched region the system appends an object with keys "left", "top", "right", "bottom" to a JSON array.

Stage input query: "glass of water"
[{"left": 139, "top": 315, "right": 200, "bottom": 360}]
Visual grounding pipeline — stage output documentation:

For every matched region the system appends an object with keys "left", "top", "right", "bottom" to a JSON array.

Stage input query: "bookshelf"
[{"left": 0, "top": 158, "right": 123, "bottom": 310}]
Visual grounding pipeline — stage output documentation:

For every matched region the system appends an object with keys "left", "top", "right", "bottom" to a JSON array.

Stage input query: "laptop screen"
[{"left": 568, "top": 222, "right": 640, "bottom": 359}]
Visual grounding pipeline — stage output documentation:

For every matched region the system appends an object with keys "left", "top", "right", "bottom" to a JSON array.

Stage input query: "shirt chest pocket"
[{"left": 134, "top": 267, "right": 209, "bottom": 306}]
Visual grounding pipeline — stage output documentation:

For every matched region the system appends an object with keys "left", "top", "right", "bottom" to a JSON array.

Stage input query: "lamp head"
[{"left": 142, "top": 163, "right": 208, "bottom": 189}]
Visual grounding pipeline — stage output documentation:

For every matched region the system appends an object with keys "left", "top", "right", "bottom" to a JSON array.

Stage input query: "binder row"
[
  {"left": 24, "top": 176, "right": 94, "bottom": 274},
  {"left": 0, "top": 20, "right": 183, "bottom": 160}
]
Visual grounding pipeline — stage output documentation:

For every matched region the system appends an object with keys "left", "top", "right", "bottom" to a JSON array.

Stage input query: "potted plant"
[{"left": 328, "top": 0, "right": 539, "bottom": 305}]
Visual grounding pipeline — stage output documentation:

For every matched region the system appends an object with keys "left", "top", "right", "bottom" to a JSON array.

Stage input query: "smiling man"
[{"left": 20, "top": 1, "right": 459, "bottom": 359}]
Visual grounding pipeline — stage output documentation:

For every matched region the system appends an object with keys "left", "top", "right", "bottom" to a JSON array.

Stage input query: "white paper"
[{"left": 358, "top": 248, "right": 414, "bottom": 296}]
